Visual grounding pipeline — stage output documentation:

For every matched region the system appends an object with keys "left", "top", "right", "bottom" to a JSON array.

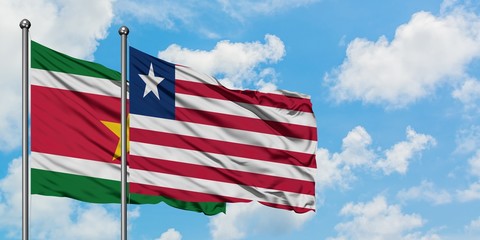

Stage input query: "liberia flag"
[
  {"left": 129, "top": 47, "right": 317, "bottom": 213},
  {"left": 30, "top": 41, "right": 225, "bottom": 215}
]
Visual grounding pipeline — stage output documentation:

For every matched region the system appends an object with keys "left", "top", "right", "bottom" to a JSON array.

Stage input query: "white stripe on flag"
[
  {"left": 31, "top": 68, "right": 120, "bottom": 97},
  {"left": 31, "top": 152, "right": 121, "bottom": 181},
  {"left": 130, "top": 141, "right": 316, "bottom": 182},
  {"left": 175, "top": 65, "right": 312, "bottom": 99},
  {"left": 130, "top": 114, "right": 316, "bottom": 154},
  {"left": 176, "top": 93, "right": 316, "bottom": 127},
  {"left": 130, "top": 168, "right": 315, "bottom": 209}
]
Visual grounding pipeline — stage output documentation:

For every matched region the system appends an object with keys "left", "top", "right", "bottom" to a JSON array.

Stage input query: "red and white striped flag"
[{"left": 128, "top": 47, "right": 317, "bottom": 213}]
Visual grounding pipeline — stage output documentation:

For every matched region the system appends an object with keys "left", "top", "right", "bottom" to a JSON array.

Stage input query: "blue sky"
[{"left": 1, "top": 0, "right": 480, "bottom": 239}]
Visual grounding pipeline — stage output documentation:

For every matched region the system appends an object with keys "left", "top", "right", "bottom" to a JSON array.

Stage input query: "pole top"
[
  {"left": 118, "top": 26, "right": 129, "bottom": 36},
  {"left": 19, "top": 19, "right": 31, "bottom": 29}
]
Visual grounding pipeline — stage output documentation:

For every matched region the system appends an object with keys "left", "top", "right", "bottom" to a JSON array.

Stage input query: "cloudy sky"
[{"left": 1, "top": 0, "right": 480, "bottom": 239}]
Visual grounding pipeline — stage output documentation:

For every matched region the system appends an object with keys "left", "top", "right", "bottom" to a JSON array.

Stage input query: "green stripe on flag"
[
  {"left": 129, "top": 193, "right": 226, "bottom": 216},
  {"left": 31, "top": 168, "right": 225, "bottom": 215},
  {"left": 31, "top": 41, "right": 121, "bottom": 81}
]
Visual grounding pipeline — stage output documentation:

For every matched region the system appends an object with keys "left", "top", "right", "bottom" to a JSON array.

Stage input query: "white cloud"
[
  {"left": 440, "top": 0, "right": 460, "bottom": 13},
  {"left": 468, "top": 150, "right": 480, "bottom": 177},
  {"left": 452, "top": 78, "right": 480, "bottom": 111},
  {"left": 435, "top": 216, "right": 480, "bottom": 240},
  {"left": 403, "top": 232, "right": 442, "bottom": 240},
  {"left": 317, "top": 126, "right": 436, "bottom": 190},
  {"left": 316, "top": 148, "right": 354, "bottom": 190},
  {"left": 340, "top": 126, "right": 376, "bottom": 167},
  {"left": 455, "top": 125, "right": 480, "bottom": 154},
  {"left": 155, "top": 228, "right": 182, "bottom": 240},
  {"left": 115, "top": 0, "right": 232, "bottom": 39},
  {"left": 13, "top": 0, "right": 114, "bottom": 60},
  {"left": 328, "top": 196, "right": 431, "bottom": 240},
  {"left": 117, "top": 0, "right": 318, "bottom": 26},
  {"left": 209, "top": 202, "right": 314, "bottom": 240},
  {"left": 456, "top": 148, "right": 480, "bottom": 202},
  {"left": 115, "top": 0, "right": 194, "bottom": 29},
  {"left": 217, "top": 0, "right": 319, "bottom": 21},
  {"left": 375, "top": 127, "right": 436, "bottom": 175},
  {"left": 254, "top": 68, "right": 279, "bottom": 92},
  {"left": 35, "top": 203, "right": 119, "bottom": 240},
  {"left": 326, "top": 8, "right": 480, "bottom": 108},
  {"left": 0, "top": 158, "right": 23, "bottom": 234},
  {"left": 0, "top": 158, "right": 120, "bottom": 239},
  {"left": 465, "top": 216, "right": 480, "bottom": 233},
  {"left": 457, "top": 182, "right": 480, "bottom": 202},
  {"left": 158, "top": 34, "right": 285, "bottom": 89},
  {"left": 0, "top": 0, "right": 115, "bottom": 151},
  {"left": 316, "top": 126, "right": 375, "bottom": 190},
  {"left": 397, "top": 180, "right": 452, "bottom": 205},
  {"left": 128, "top": 206, "right": 141, "bottom": 219},
  {"left": 116, "top": 0, "right": 318, "bottom": 38}
]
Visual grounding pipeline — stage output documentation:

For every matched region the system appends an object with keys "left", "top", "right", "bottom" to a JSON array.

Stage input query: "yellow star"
[{"left": 101, "top": 118, "right": 129, "bottom": 160}]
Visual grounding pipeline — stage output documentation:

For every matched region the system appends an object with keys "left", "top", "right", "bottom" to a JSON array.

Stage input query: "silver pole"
[
  {"left": 19, "top": 18, "right": 31, "bottom": 240},
  {"left": 118, "top": 25, "right": 129, "bottom": 240}
]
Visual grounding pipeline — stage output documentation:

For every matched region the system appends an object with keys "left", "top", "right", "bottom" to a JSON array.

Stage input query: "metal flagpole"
[
  {"left": 20, "top": 18, "right": 31, "bottom": 240},
  {"left": 119, "top": 25, "right": 129, "bottom": 240}
]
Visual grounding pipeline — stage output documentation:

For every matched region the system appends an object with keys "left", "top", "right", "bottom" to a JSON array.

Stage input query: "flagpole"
[
  {"left": 20, "top": 18, "right": 31, "bottom": 240},
  {"left": 119, "top": 25, "right": 129, "bottom": 240}
]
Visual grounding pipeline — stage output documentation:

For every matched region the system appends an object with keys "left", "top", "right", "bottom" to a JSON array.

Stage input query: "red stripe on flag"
[
  {"left": 129, "top": 155, "right": 315, "bottom": 195},
  {"left": 175, "top": 107, "right": 317, "bottom": 141},
  {"left": 176, "top": 80, "right": 313, "bottom": 113},
  {"left": 259, "top": 201, "right": 314, "bottom": 213},
  {"left": 130, "top": 182, "right": 250, "bottom": 203},
  {"left": 130, "top": 182, "right": 314, "bottom": 213},
  {"left": 32, "top": 85, "right": 120, "bottom": 163},
  {"left": 130, "top": 129, "right": 317, "bottom": 168}
]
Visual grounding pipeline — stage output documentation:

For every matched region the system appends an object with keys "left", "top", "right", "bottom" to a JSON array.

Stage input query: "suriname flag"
[{"left": 30, "top": 40, "right": 225, "bottom": 215}]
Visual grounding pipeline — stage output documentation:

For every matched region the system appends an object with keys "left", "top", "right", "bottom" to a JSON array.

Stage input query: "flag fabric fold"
[
  {"left": 30, "top": 41, "right": 225, "bottom": 215},
  {"left": 128, "top": 47, "right": 317, "bottom": 213}
]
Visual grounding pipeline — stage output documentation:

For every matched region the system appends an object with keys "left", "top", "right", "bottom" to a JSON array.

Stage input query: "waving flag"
[
  {"left": 129, "top": 47, "right": 317, "bottom": 213},
  {"left": 30, "top": 41, "right": 225, "bottom": 215}
]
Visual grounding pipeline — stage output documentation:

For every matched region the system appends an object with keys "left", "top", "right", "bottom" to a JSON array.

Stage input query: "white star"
[{"left": 139, "top": 63, "right": 164, "bottom": 99}]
